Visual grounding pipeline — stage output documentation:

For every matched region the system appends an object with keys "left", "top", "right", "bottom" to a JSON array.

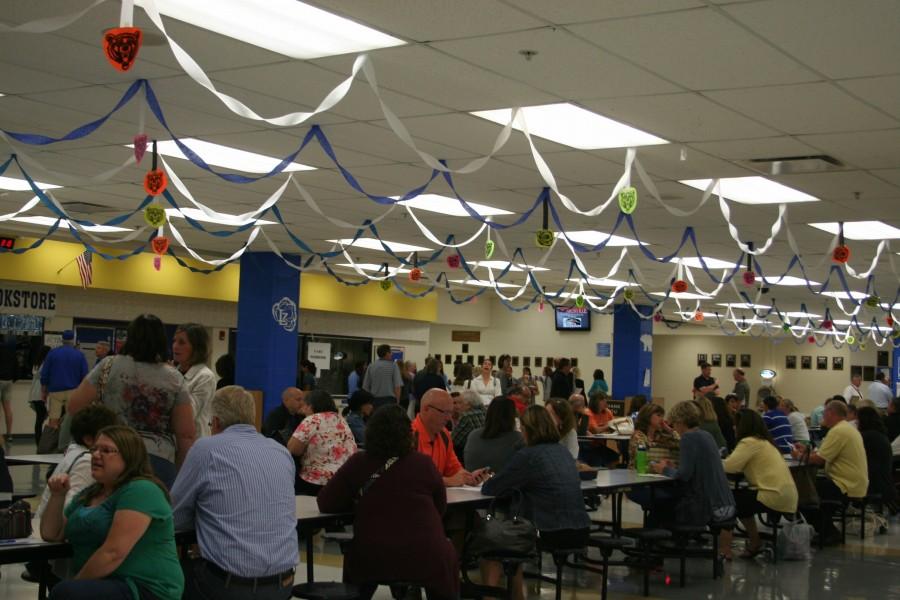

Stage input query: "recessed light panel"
[
  {"left": 680, "top": 177, "right": 819, "bottom": 205},
  {"left": 396, "top": 194, "right": 513, "bottom": 217},
  {"left": 556, "top": 231, "right": 641, "bottom": 247},
  {"left": 166, "top": 208, "right": 275, "bottom": 226},
  {"left": 328, "top": 238, "right": 432, "bottom": 253},
  {"left": 809, "top": 221, "right": 900, "bottom": 241},
  {"left": 134, "top": 139, "right": 315, "bottom": 174}
]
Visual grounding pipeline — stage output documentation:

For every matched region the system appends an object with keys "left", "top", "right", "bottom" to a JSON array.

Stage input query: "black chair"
[
  {"left": 621, "top": 528, "right": 671, "bottom": 596},
  {"left": 534, "top": 542, "right": 587, "bottom": 600},
  {"left": 819, "top": 497, "right": 850, "bottom": 547},
  {"left": 853, "top": 493, "right": 883, "bottom": 540},
  {"left": 586, "top": 535, "right": 635, "bottom": 600},
  {"left": 292, "top": 582, "right": 362, "bottom": 600},
  {"left": 668, "top": 524, "right": 708, "bottom": 587},
  {"left": 757, "top": 510, "right": 790, "bottom": 562},
  {"left": 463, "top": 556, "right": 530, "bottom": 600}
]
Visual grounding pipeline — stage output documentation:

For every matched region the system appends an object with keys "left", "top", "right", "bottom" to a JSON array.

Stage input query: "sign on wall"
[
  {"left": 0, "top": 283, "right": 57, "bottom": 317},
  {"left": 307, "top": 341, "right": 331, "bottom": 373}
]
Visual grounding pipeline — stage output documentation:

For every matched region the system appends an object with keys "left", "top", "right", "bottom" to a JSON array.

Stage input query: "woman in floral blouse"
[{"left": 288, "top": 390, "right": 357, "bottom": 495}]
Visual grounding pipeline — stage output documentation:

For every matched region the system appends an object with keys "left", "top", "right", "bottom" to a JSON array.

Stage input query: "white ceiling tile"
[
  {"left": 704, "top": 83, "right": 899, "bottom": 135},
  {"left": 871, "top": 169, "right": 900, "bottom": 188},
  {"left": 798, "top": 130, "right": 900, "bottom": 170},
  {"left": 581, "top": 93, "right": 778, "bottom": 142},
  {"left": 687, "top": 136, "right": 821, "bottom": 161},
  {"left": 837, "top": 75, "right": 900, "bottom": 121},
  {"left": 724, "top": 0, "right": 900, "bottom": 79},
  {"left": 432, "top": 29, "right": 681, "bottom": 99},
  {"left": 505, "top": 0, "right": 705, "bottom": 23},
  {"left": 568, "top": 8, "right": 819, "bottom": 90},
  {"left": 309, "top": 0, "right": 543, "bottom": 41},
  {"left": 499, "top": 151, "right": 628, "bottom": 186},
  {"left": 772, "top": 170, "right": 899, "bottom": 202},
  {"left": 595, "top": 145, "right": 753, "bottom": 181}
]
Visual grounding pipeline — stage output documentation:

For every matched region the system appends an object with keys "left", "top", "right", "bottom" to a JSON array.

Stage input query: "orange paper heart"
[
  {"left": 103, "top": 27, "right": 143, "bottom": 72},
  {"left": 151, "top": 236, "right": 169, "bottom": 255},
  {"left": 144, "top": 169, "right": 167, "bottom": 196}
]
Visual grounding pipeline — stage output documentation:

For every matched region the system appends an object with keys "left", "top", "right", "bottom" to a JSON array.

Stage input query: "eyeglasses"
[
  {"left": 89, "top": 446, "right": 120, "bottom": 456},
  {"left": 428, "top": 405, "right": 452, "bottom": 416}
]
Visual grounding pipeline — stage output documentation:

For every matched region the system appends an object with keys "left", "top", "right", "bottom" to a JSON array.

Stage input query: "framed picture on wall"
[
  {"left": 535, "top": 356, "right": 542, "bottom": 368},
  {"left": 571, "top": 357, "right": 578, "bottom": 367},
  {"left": 697, "top": 353, "right": 708, "bottom": 366},
  {"left": 801, "top": 355, "right": 812, "bottom": 370},
  {"left": 816, "top": 356, "right": 828, "bottom": 370},
  {"left": 833, "top": 356, "right": 843, "bottom": 370},
  {"left": 785, "top": 355, "right": 797, "bottom": 369},
  {"left": 512, "top": 356, "right": 519, "bottom": 367},
  {"left": 850, "top": 365, "right": 862, "bottom": 378},
  {"left": 877, "top": 351, "right": 889, "bottom": 367},
  {"left": 740, "top": 354, "right": 751, "bottom": 368},
  {"left": 523, "top": 356, "right": 531, "bottom": 368},
  {"left": 489, "top": 355, "right": 497, "bottom": 366},
  {"left": 711, "top": 353, "right": 722, "bottom": 367},
  {"left": 444, "top": 354, "right": 452, "bottom": 366},
  {"left": 466, "top": 355, "right": 474, "bottom": 365},
  {"left": 546, "top": 357, "right": 555, "bottom": 369},
  {"left": 478, "top": 355, "right": 485, "bottom": 366},
  {"left": 726, "top": 354, "right": 736, "bottom": 367},
  {"left": 455, "top": 354, "right": 462, "bottom": 364},
  {"left": 864, "top": 366, "right": 876, "bottom": 381}
]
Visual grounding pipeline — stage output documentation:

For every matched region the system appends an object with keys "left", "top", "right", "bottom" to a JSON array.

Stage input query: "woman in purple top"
[{"left": 318, "top": 405, "right": 458, "bottom": 599}]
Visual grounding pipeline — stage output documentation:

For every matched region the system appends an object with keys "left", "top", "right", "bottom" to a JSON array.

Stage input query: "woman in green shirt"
[{"left": 41, "top": 425, "right": 184, "bottom": 600}]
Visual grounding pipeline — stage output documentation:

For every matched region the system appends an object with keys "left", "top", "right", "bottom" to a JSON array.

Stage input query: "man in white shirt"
[
  {"left": 842, "top": 373, "right": 863, "bottom": 404},
  {"left": 867, "top": 371, "right": 893, "bottom": 414}
]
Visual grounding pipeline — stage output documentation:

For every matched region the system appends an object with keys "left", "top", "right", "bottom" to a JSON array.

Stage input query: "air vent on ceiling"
[
  {"left": 744, "top": 155, "right": 843, "bottom": 175},
  {"left": 61, "top": 201, "right": 110, "bottom": 214}
]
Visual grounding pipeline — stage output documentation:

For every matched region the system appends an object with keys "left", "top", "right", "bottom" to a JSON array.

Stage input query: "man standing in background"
[
  {"left": 0, "top": 335, "right": 17, "bottom": 443},
  {"left": 40, "top": 330, "right": 88, "bottom": 433},
  {"left": 842, "top": 373, "right": 863, "bottom": 404},
  {"left": 347, "top": 361, "right": 366, "bottom": 396},
  {"left": 692, "top": 362, "right": 719, "bottom": 397},
  {"left": 867, "top": 371, "right": 893, "bottom": 414},
  {"left": 93, "top": 340, "right": 110, "bottom": 367},
  {"left": 732, "top": 369, "right": 750, "bottom": 407},
  {"left": 363, "top": 344, "right": 402, "bottom": 410}
]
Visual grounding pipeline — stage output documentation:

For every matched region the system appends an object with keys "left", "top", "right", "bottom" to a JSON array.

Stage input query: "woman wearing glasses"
[{"left": 40, "top": 425, "right": 183, "bottom": 600}]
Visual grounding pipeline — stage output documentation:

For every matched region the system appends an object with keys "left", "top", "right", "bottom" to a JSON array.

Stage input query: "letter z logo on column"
[{"left": 272, "top": 297, "right": 298, "bottom": 332}]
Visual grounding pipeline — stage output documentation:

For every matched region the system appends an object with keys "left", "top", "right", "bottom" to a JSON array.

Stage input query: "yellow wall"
[{"left": 0, "top": 238, "right": 436, "bottom": 322}]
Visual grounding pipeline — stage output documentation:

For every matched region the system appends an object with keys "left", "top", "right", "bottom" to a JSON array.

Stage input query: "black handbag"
[
  {"left": 466, "top": 489, "right": 537, "bottom": 559},
  {"left": 0, "top": 500, "right": 33, "bottom": 539}
]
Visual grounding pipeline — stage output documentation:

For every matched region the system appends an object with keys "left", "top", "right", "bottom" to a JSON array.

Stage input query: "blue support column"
[
  {"left": 235, "top": 252, "right": 300, "bottom": 417},
  {"left": 612, "top": 305, "right": 653, "bottom": 399},
  {"left": 892, "top": 344, "right": 900, "bottom": 397}
]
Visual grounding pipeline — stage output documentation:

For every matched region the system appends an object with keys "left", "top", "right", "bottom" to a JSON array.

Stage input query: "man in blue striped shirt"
[
  {"left": 172, "top": 386, "right": 298, "bottom": 599},
  {"left": 762, "top": 395, "right": 795, "bottom": 454}
]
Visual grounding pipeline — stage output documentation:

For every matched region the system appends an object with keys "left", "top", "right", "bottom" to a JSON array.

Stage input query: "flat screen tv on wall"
[{"left": 555, "top": 306, "right": 591, "bottom": 331}]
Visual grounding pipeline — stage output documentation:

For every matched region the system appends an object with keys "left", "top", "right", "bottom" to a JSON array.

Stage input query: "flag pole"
[{"left": 56, "top": 254, "right": 80, "bottom": 275}]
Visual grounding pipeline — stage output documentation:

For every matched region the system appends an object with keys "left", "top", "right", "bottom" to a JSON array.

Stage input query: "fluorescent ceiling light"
[
  {"left": 671, "top": 257, "right": 739, "bottom": 270},
  {"left": 329, "top": 238, "right": 432, "bottom": 253},
  {"left": 729, "top": 318, "right": 768, "bottom": 325},
  {"left": 820, "top": 291, "right": 868, "bottom": 300},
  {"left": 782, "top": 311, "right": 821, "bottom": 318},
  {"left": 469, "top": 261, "right": 548, "bottom": 272},
  {"left": 808, "top": 221, "right": 900, "bottom": 241},
  {"left": 130, "top": 139, "right": 315, "bottom": 174},
  {"left": 137, "top": 0, "right": 404, "bottom": 59},
  {"left": 880, "top": 303, "right": 900, "bottom": 309},
  {"left": 652, "top": 291, "right": 712, "bottom": 300},
  {"left": 8, "top": 215, "right": 131, "bottom": 232},
  {"left": 548, "top": 291, "right": 602, "bottom": 300},
  {"left": 335, "top": 262, "right": 410, "bottom": 275},
  {"left": 567, "top": 277, "right": 637, "bottom": 287},
  {"left": 395, "top": 194, "right": 513, "bottom": 217},
  {"left": 449, "top": 279, "right": 519, "bottom": 289},
  {"left": 679, "top": 177, "right": 819, "bottom": 205},
  {"left": 766, "top": 275, "right": 820, "bottom": 286},
  {"left": 716, "top": 302, "right": 769, "bottom": 309},
  {"left": 165, "top": 207, "right": 274, "bottom": 226},
  {"left": 556, "top": 231, "right": 641, "bottom": 247},
  {"left": 471, "top": 102, "right": 667, "bottom": 150},
  {"left": 677, "top": 311, "right": 719, "bottom": 318},
  {"left": 0, "top": 176, "right": 61, "bottom": 191}
]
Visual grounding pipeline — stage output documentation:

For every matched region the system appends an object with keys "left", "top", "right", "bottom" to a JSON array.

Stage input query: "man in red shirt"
[{"left": 412, "top": 388, "right": 490, "bottom": 487}]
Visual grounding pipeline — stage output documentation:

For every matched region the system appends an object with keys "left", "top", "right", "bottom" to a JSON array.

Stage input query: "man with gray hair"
[
  {"left": 451, "top": 390, "right": 486, "bottom": 458},
  {"left": 792, "top": 399, "right": 868, "bottom": 546},
  {"left": 172, "top": 386, "right": 298, "bottom": 599}
]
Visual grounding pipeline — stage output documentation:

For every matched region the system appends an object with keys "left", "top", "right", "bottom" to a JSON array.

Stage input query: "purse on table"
[{"left": 0, "top": 500, "right": 33, "bottom": 539}]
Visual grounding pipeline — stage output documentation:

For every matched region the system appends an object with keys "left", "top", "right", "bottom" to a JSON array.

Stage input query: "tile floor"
[{"left": 3, "top": 438, "right": 899, "bottom": 599}]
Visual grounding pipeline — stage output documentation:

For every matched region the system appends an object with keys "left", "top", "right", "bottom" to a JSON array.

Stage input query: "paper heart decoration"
[
  {"left": 865, "top": 295, "right": 880, "bottom": 308},
  {"left": 143, "top": 205, "right": 167, "bottom": 228},
  {"left": 807, "top": 335, "right": 816, "bottom": 344},
  {"left": 144, "top": 169, "right": 167, "bottom": 196},
  {"left": 859, "top": 343, "right": 867, "bottom": 350},
  {"left": 671, "top": 279, "right": 688, "bottom": 293},
  {"left": 653, "top": 312, "right": 663, "bottom": 322},
  {"left": 887, "top": 316, "right": 894, "bottom": 327},
  {"left": 782, "top": 323, "right": 791, "bottom": 333},
  {"left": 380, "top": 279, "right": 392, "bottom": 291},
  {"left": 103, "top": 27, "right": 143, "bottom": 72},
  {"left": 832, "top": 244, "right": 851, "bottom": 263},
  {"left": 623, "top": 288, "right": 635, "bottom": 301},
  {"left": 742, "top": 270, "right": 756, "bottom": 286},
  {"left": 846, "top": 335, "right": 856, "bottom": 345},
  {"left": 408, "top": 267, "right": 422, "bottom": 282},
  {"left": 892, "top": 329, "right": 900, "bottom": 339},
  {"left": 822, "top": 320, "right": 833, "bottom": 330},
  {"left": 484, "top": 240, "right": 495, "bottom": 260},
  {"left": 538, "top": 300, "right": 544, "bottom": 313},
  {"left": 694, "top": 311, "right": 704, "bottom": 322},
  {"left": 617, "top": 186, "right": 637, "bottom": 214},
  {"left": 153, "top": 255, "right": 161, "bottom": 271},
  {"left": 446, "top": 255, "right": 460, "bottom": 269},
  {"left": 133, "top": 134, "right": 148, "bottom": 164},
  {"left": 151, "top": 236, "right": 169, "bottom": 255},
  {"left": 535, "top": 229, "right": 554, "bottom": 248},
  {"left": 575, "top": 295, "right": 585, "bottom": 308}
]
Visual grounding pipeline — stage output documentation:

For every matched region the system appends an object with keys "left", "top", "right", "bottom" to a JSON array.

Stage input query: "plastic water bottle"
[{"left": 636, "top": 443, "right": 649, "bottom": 474}]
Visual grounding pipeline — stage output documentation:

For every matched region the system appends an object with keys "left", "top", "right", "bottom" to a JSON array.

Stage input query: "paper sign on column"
[{"left": 307, "top": 342, "right": 331, "bottom": 373}]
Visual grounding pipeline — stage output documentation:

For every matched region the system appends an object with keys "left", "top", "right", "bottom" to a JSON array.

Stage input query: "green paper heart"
[
  {"left": 618, "top": 186, "right": 637, "bottom": 214},
  {"left": 535, "top": 229, "right": 554, "bottom": 248},
  {"left": 623, "top": 288, "right": 634, "bottom": 301},
  {"left": 484, "top": 240, "right": 495, "bottom": 260},
  {"left": 380, "top": 279, "right": 392, "bottom": 291},
  {"left": 865, "top": 295, "right": 880, "bottom": 308},
  {"left": 143, "top": 205, "right": 166, "bottom": 228},
  {"left": 846, "top": 335, "right": 856, "bottom": 345},
  {"left": 782, "top": 323, "right": 791, "bottom": 333},
  {"left": 575, "top": 295, "right": 585, "bottom": 308}
]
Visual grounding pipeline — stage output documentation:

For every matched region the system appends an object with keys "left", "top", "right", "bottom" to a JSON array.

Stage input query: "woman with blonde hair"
[
  {"left": 693, "top": 395, "right": 727, "bottom": 452},
  {"left": 41, "top": 425, "right": 183, "bottom": 599}
]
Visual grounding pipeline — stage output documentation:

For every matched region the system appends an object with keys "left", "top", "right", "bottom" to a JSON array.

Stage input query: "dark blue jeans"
[
  {"left": 49, "top": 579, "right": 148, "bottom": 600},
  {"left": 149, "top": 454, "right": 177, "bottom": 489},
  {"left": 182, "top": 558, "right": 292, "bottom": 600}
]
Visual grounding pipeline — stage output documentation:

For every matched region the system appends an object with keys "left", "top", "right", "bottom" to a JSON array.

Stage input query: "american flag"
[{"left": 75, "top": 250, "right": 93, "bottom": 288}]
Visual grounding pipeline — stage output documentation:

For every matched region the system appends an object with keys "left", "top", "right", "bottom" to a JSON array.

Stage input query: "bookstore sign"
[{"left": 0, "top": 283, "right": 58, "bottom": 317}]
